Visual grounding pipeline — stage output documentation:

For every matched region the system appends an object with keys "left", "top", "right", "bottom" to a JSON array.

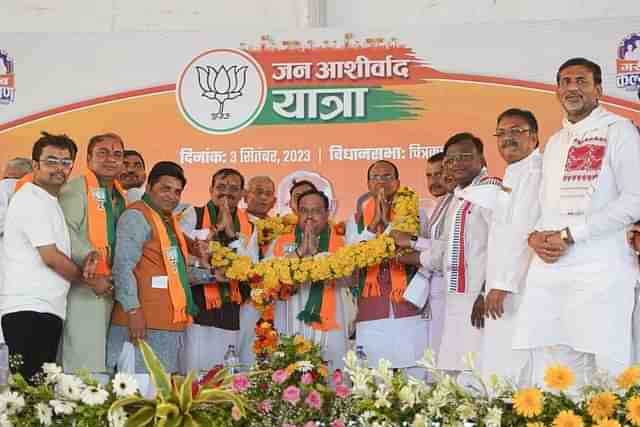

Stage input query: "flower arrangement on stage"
[
  {"left": 234, "top": 335, "right": 353, "bottom": 427},
  {"left": 7, "top": 340, "right": 640, "bottom": 426}
]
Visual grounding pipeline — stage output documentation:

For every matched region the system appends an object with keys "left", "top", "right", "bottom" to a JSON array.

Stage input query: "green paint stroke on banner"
[{"left": 253, "top": 86, "right": 423, "bottom": 126}]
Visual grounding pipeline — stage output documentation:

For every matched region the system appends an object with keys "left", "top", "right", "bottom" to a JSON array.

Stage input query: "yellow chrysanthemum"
[
  {"left": 617, "top": 366, "right": 640, "bottom": 389},
  {"left": 588, "top": 392, "right": 619, "bottom": 420},
  {"left": 513, "top": 388, "right": 544, "bottom": 418},
  {"left": 594, "top": 419, "right": 621, "bottom": 427},
  {"left": 553, "top": 410, "right": 583, "bottom": 427},
  {"left": 626, "top": 396, "right": 640, "bottom": 426},
  {"left": 544, "top": 364, "right": 575, "bottom": 391}
]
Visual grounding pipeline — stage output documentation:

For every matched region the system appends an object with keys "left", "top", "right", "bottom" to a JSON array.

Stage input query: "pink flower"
[
  {"left": 282, "top": 385, "right": 301, "bottom": 404},
  {"left": 301, "top": 372, "right": 313, "bottom": 385},
  {"left": 232, "top": 374, "right": 250, "bottom": 392},
  {"left": 272, "top": 369, "right": 289, "bottom": 384},
  {"left": 259, "top": 399, "right": 272, "bottom": 413},
  {"left": 332, "top": 369, "right": 344, "bottom": 385},
  {"left": 331, "top": 420, "right": 346, "bottom": 427},
  {"left": 231, "top": 405, "right": 242, "bottom": 421},
  {"left": 304, "top": 422, "right": 317, "bottom": 427},
  {"left": 335, "top": 384, "right": 351, "bottom": 399},
  {"left": 305, "top": 390, "right": 323, "bottom": 410}
]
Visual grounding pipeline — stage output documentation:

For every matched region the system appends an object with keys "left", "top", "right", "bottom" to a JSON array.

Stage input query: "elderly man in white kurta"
[
  {"left": 471, "top": 109, "right": 542, "bottom": 384},
  {"left": 514, "top": 58, "right": 640, "bottom": 389}
]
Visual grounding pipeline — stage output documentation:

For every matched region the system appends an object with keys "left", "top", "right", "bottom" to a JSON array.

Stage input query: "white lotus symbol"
[{"left": 196, "top": 65, "right": 248, "bottom": 115}]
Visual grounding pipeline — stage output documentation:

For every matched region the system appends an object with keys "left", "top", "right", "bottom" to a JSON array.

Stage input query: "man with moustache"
[
  {"left": 391, "top": 151, "right": 457, "bottom": 362},
  {"left": 238, "top": 175, "right": 277, "bottom": 367},
  {"left": 477, "top": 108, "right": 542, "bottom": 383},
  {"left": 513, "top": 58, "right": 640, "bottom": 388},
  {"left": 1, "top": 133, "right": 108, "bottom": 380},
  {"left": 346, "top": 160, "right": 427, "bottom": 376},
  {"left": 271, "top": 190, "right": 353, "bottom": 369},
  {"left": 119, "top": 150, "right": 146, "bottom": 203},
  {"left": 108, "top": 162, "right": 207, "bottom": 374},
  {"left": 59, "top": 133, "right": 127, "bottom": 376},
  {"left": 183, "top": 168, "right": 256, "bottom": 372}
]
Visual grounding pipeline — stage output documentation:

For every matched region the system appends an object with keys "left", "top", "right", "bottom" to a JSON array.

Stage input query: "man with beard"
[
  {"left": 119, "top": 150, "right": 146, "bottom": 203},
  {"left": 59, "top": 133, "right": 126, "bottom": 378},
  {"left": 478, "top": 108, "right": 542, "bottom": 383},
  {"left": 514, "top": 58, "right": 640, "bottom": 389},
  {"left": 1, "top": 133, "right": 108, "bottom": 381},
  {"left": 272, "top": 190, "right": 354, "bottom": 369},
  {"left": 183, "top": 168, "right": 255, "bottom": 372},
  {"left": 346, "top": 160, "right": 427, "bottom": 376}
]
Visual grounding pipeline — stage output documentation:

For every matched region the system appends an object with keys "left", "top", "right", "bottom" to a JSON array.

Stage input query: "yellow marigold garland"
[{"left": 254, "top": 213, "right": 298, "bottom": 246}]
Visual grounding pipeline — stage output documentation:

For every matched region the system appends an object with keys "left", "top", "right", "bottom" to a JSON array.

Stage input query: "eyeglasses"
[
  {"left": 368, "top": 174, "right": 396, "bottom": 182},
  {"left": 299, "top": 207, "right": 326, "bottom": 216},
  {"left": 443, "top": 153, "right": 475, "bottom": 165},
  {"left": 39, "top": 157, "right": 74, "bottom": 169},
  {"left": 494, "top": 127, "right": 531, "bottom": 139}
]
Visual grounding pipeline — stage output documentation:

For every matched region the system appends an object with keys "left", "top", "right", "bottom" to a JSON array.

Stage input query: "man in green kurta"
[{"left": 59, "top": 133, "right": 126, "bottom": 376}]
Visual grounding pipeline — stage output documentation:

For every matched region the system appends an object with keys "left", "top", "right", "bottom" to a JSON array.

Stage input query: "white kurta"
[
  {"left": 477, "top": 150, "right": 542, "bottom": 383},
  {"left": 514, "top": 107, "right": 640, "bottom": 376},
  {"left": 345, "top": 208, "right": 430, "bottom": 369},
  {"left": 436, "top": 181, "right": 491, "bottom": 372}
]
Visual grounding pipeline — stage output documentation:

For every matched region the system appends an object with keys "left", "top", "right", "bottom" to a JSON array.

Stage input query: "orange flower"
[
  {"left": 544, "top": 364, "right": 575, "bottom": 391},
  {"left": 626, "top": 396, "right": 640, "bottom": 426},
  {"left": 318, "top": 365, "right": 329, "bottom": 378},
  {"left": 587, "top": 392, "right": 619, "bottom": 420},
  {"left": 552, "top": 410, "right": 583, "bottom": 427},
  {"left": 617, "top": 366, "right": 640, "bottom": 389},
  {"left": 513, "top": 388, "right": 543, "bottom": 418}
]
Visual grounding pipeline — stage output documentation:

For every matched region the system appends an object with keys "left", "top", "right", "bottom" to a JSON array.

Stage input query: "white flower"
[
  {"left": 111, "top": 373, "right": 139, "bottom": 398},
  {"left": 35, "top": 403, "right": 53, "bottom": 426},
  {"left": 42, "top": 364, "right": 62, "bottom": 384},
  {"left": 0, "top": 413, "right": 12, "bottom": 427},
  {"left": 485, "top": 406, "right": 502, "bottom": 427},
  {"left": 296, "top": 361, "right": 314, "bottom": 373},
  {"left": 0, "top": 391, "right": 25, "bottom": 415},
  {"left": 374, "top": 359, "right": 393, "bottom": 384},
  {"left": 373, "top": 384, "right": 391, "bottom": 409},
  {"left": 344, "top": 350, "right": 358, "bottom": 371},
  {"left": 49, "top": 400, "right": 76, "bottom": 416},
  {"left": 398, "top": 385, "right": 417, "bottom": 408},
  {"left": 456, "top": 401, "right": 477, "bottom": 421},
  {"left": 108, "top": 407, "right": 128, "bottom": 427},
  {"left": 56, "top": 374, "right": 84, "bottom": 401},
  {"left": 80, "top": 386, "right": 109, "bottom": 406},
  {"left": 273, "top": 351, "right": 285, "bottom": 358}
]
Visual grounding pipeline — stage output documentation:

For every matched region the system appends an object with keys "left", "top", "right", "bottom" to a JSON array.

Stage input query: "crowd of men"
[{"left": 1, "top": 57, "right": 640, "bottom": 391}]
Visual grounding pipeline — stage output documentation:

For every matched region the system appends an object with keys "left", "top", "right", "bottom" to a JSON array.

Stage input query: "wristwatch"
[
  {"left": 409, "top": 235, "right": 418, "bottom": 250},
  {"left": 560, "top": 227, "right": 574, "bottom": 245}
]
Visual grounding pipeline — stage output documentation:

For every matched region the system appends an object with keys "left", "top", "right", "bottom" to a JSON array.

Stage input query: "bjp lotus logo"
[
  {"left": 177, "top": 49, "right": 267, "bottom": 135},
  {"left": 196, "top": 65, "right": 248, "bottom": 118}
]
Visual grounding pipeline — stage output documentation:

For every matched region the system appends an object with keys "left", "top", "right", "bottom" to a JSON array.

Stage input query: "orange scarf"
[
  {"left": 360, "top": 197, "right": 408, "bottom": 303},
  {"left": 85, "top": 171, "right": 127, "bottom": 275},
  {"left": 201, "top": 206, "right": 252, "bottom": 309},
  {"left": 14, "top": 173, "right": 33, "bottom": 192},
  {"left": 143, "top": 202, "right": 193, "bottom": 325},
  {"left": 273, "top": 227, "right": 343, "bottom": 332}
]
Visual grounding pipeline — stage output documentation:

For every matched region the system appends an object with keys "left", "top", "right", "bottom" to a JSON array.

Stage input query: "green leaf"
[
  {"left": 109, "top": 397, "right": 150, "bottom": 415},
  {"left": 138, "top": 340, "right": 173, "bottom": 401},
  {"left": 125, "top": 405, "right": 155, "bottom": 427},
  {"left": 155, "top": 402, "right": 180, "bottom": 419},
  {"left": 182, "top": 413, "right": 201, "bottom": 427},
  {"left": 179, "top": 371, "right": 196, "bottom": 413}
]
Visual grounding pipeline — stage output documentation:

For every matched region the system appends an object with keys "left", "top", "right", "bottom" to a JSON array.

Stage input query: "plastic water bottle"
[
  {"left": 223, "top": 345, "right": 239, "bottom": 375},
  {"left": 0, "top": 344, "right": 9, "bottom": 390},
  {"left": 355, "top": 345, "right": 368, "bottom": 369}
]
